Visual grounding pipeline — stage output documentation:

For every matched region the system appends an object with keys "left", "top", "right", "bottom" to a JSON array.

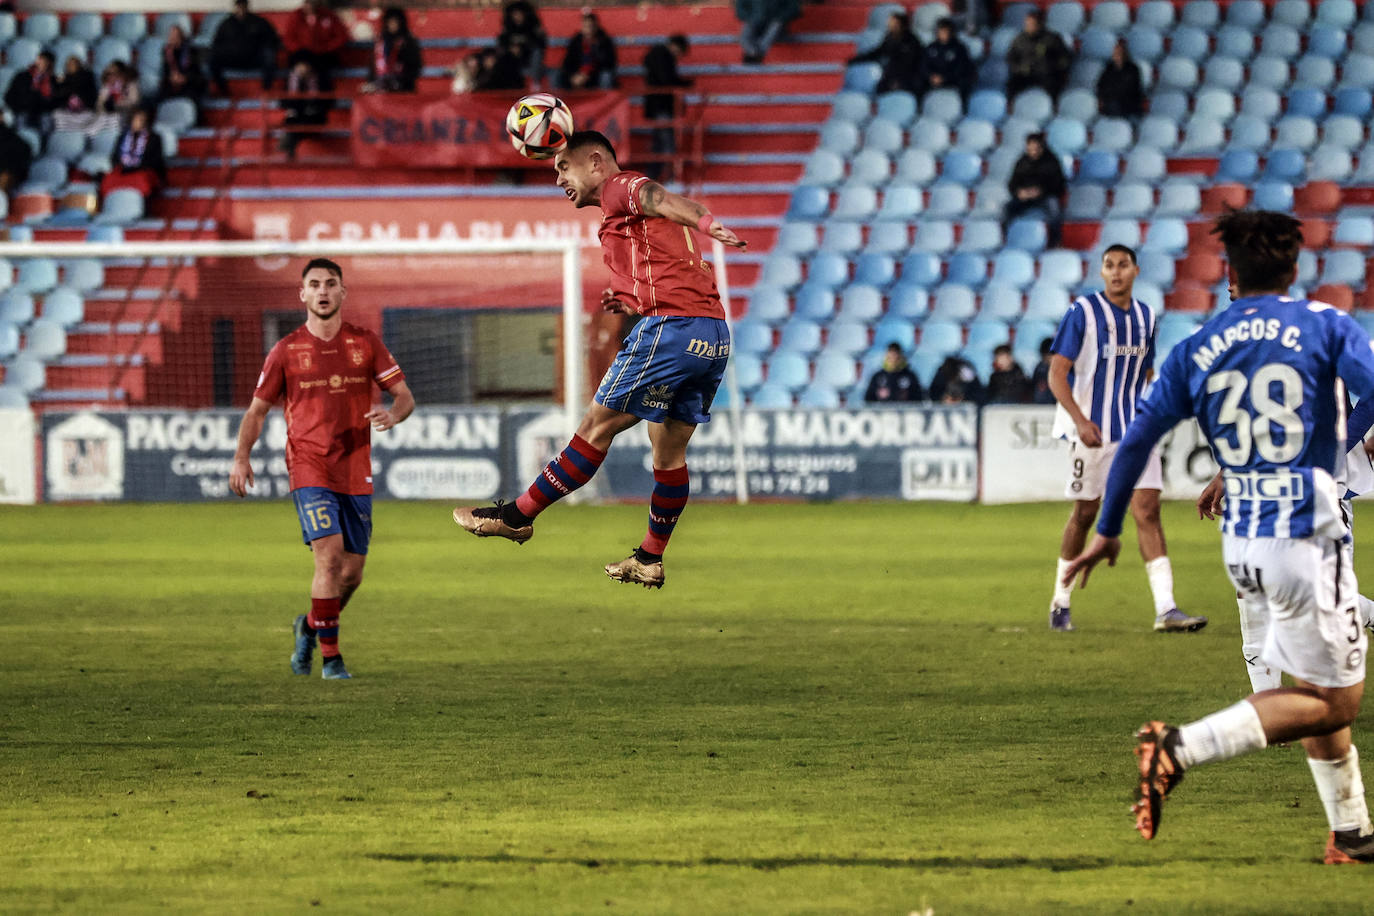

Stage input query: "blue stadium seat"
[
  {"left": 957, "top": 219, "right": 1002, "bottom": 255},
  {"left": 928, "top": 285, "right": 977, "bottom": 322},
  {"left": 831, "top": 91, "right": 872, "bottom": 125},
  {"left": 5, "top": 37, "right": 41, "bottom": 71},
  {"left": 1295, "top": 55, "right": 1337, "bottom": 90},
  {"left": 24, "top": 319, "right": 66, "bottom": 360},
  {"left": 51, "top": 39, "right": 91, "bottom": 72},
  {"left": 839, "top": 284, "right": 885, "bottom": 321},
  {"left": 925, "top": 184, "right": 969, "bottom": 219},
  {"left": 787, "top": 187, "right": 829, "bottom": 221},
  {"left": 1241, "top": 87, "right": 1283, "bottom": 123},
  {"left": 1078, "top": 26, "right": 1118, "bottom": 59},
  {"left": 1297, "top": 249, "right": 1320, "bottom": 286},
  {"left": 1077, "top": 150, "right": 1120, "bottom": 183},
  {"left": 1177, "top": 117, "right": 1227, "bottom": 154},
  {"left": 746, "top": 286, "right": 790, "bottom": 325},
  {"left": 1340, "top": 53, "right": 1374, "bottom": 89},
  {"left": 1319, "top": 249, "right": 1367, "bottom": 286},
  {"left": 1137, "top": 0, "right": 1176, "bottom": 29},
  {"left": 1249, "top": 56, "right": 1292, "bottom": 90},
  {"left": 868, "top": 222, "right": 910, "bottom": 255},
  {"left": 1357, "top": 22, "right": 1374, "bottom": 54},
  {"left": 21, "top": 158, "right": 68, "bottom": 195},
  {"left": 941, "top": 148, "right": 984, "bottom": 185},
  {"left": 65, "top": 11, "right": 104, "bottom": 43},
  {"left": 60, "top": 259, "right": 103, "bottom": 294},
  {"left": 1090, "top": 0, "right": 1131, "bottom": 31},
  {"left": 759, "top": 253, "right": 803, "bottom": 288},
  {"left": 4, "top": 354, "right": 44, "bottom": 393},
  {"left": 1056, "top": 88, "right": 1097, "bottom": 123},
  {"left": 1126, "top": 24, "right": 1165, "bottom": 63},
  {"left": 1046, "top": 117, "right": 1087, "bottom": 156},
  {"left": 843, "top": 62, "right": 882, "bottom": 94},
  {"left": 1138, "top": 250, "right": 1176, "bottom": 288},
  {"left": 1275, "top": 115, "right": 1319, "bottom": 151},
  {"left": 1262, "top": 22, "right": 1303, "bottom": 59},
  {"left": 93, "top": 37, "right": 134, "bottom": 73},
  {"left": 920, "top": 319, "right": 965, "bottom": 356},
  {"left": 875, "top": 91, "right": 917, "bottom": 127},
  {"left": 1319, "top": 0, "right": 1359, "bottom": 28},
  {"left": 964, "top": 318, "right": 1012, "bottom": 361},
  {"left": 15, "top": 259, "right": 58, "bottom": 295},
  {"left": 1334, "top": 88, "right": 1373, "bottom": 118},
  {"left": 802, "top": 150, "right": 845, "bottom": 188},
  {"left": 800, "top": 379, "right": 844, "bottom": 409},
  {"left": 110, "top": 12, "right": 148, "bottom": 42},
  {"left": 901, "top": 251, "right": 944, "bottom": 288},
  {"left": 22, "top": 11, "right": 60, "bottom": 43},
  {"left": 863, "top": 117, "right": 905, "bottom": 155},
  {"left": 913, "top": 220, "right": 956, "bottom": 253},
  {"left": 1040, "top": 250, "right": 1085, "bottom": 289},
  {"left": 967, "top": 90, "right": 1007, "bottom": 125},
  {"left": 1216, "top": 149, "right": 1260, "bottom": 183},
  {"left": 922, "top": 89, "right": 964, "bottom": 124},
  {"left": 1274, "top": 0, "right": 1311, "bottom": 28},
  {"left": 875, "top": 184, "right": 923, "bottom": 221},
  {"left": 1006, "top": 219, "right": 1048, "bottom": 253},
  {"left": 909, "top": 118, "right": 951, "bottom": 153},
  {"left": 1065, "top": 185, "right": 1106, "bottom": 220},
  {"left": 0, "top": 321, "right": 16, "bottom": 361},
  {"left": 854, "top": 253, "right": 897, "bottom": 288},
  {"left": 1121, "top": 147, "right": 1167, "bottom": 182},
  {"left": 953, "top": 120, "right": 996, "bottom": 155},
  {"left": 1214, "top": 25, "right": 1255, "bottom": 61},
  {"left": 818, "top": 222, "right": 861, "bottom": 258},
  {"left": 1334, "top": 215, "right": 1374, "bottom": 247},
  {"left": 826, "top": 320, "right": 871, "bottom": 357},
  {"left": 872, "top": 316, "right": 917, "bottom": 349},
  {"left": 777, "top": 319, "right": 823, "bottom": 356},
  {"left": 1023, "top": 283, "right": 1071, "bottom": 321},
  {"left": 0, "top": 291, "right": 35, "bottom": 324},
  {"left": 944, "top": 253, "right": 988, "bottom": 289},
  {"left": 1156, "top": 56, "right": 1199, "bottom": 92},
  {"left": 820, "top": 121, "right": 861, "bottom": 157},
  {"left": 1227, "top": 0, "right": 1266, "bottom": 28},
  {"left": 894, "top": 149, "right": 938, "bottom": 185},
  {"left": 1204, "top": 57, "right": 1245, "bottom": 92},
  {"left": 848, "top": 149, "right": 892, "bottom": 187},
  {"left": 1142, "top": 218, "right": 1188, "bottom": 255},
  {"left": 1308, "top": 145, "right": 1354, "bottom": 182},
  {"left": 888, "top": 283, "right": 930, "bottom": 321},
  {"left": 793, "top": 284, "right": 837, "bottom": 321},
  {"left": 1010, "top": 89, "right": 1054, "bottom": 124},
  {"left": 733, "top": 318, "right": 775, "bottom": 356},
  {"left": 867, "top": 2, "right": 906, "bottom": 30},
  {"left": 1147, "top": 91, "right": 1190, "bottom": 125},
  {"left": 1309, "top": 26, "right": 1350, "bottom": 60},
  {"left": 776, "top": 222, "right": 819, "bottom": 257},
  {"left": 1167, "top": 26, "right": 1209, "bottom": 62},
  {"left": 1156, "top": 180, "right": 1202, "bottom": 218},
  {"left": 1229, "top": 115, "right": 1273, "bottom": 151},
  {"left": 43, "top": 130, "right": 85, "bottom": 165},
  {"left": 990, "top": 249, "right": 1036, "bottom": 289},
  {"left": 1047, "top": 1, "right": 1086, "bottom": 34},
  {"left": 1099, "top": 217, "right": 1143, "bottom": 249},
  {"left": 1107, "top": 182, "right": 1154, "bottom": 219},
  {"left": 1263, "top": 148, "right": 1307, "bottom": 183},
  {"left": 750, "top": 383, "right": 795, "bottom": 408},
  {"left": 1194, "top": 88, "right": 1237, "bottom": 124},
  {"left": 831, "top": 186, "right": 877, "bottom": 221},
  {"left": 1090, "top": 118, "right": 1134, "bottom": 154},
  {"left": 981, "top": 286, "right": 1025, "bottom": 326},
  {"left": 807, "top": 252, "right": 850, "bottom": 290}
]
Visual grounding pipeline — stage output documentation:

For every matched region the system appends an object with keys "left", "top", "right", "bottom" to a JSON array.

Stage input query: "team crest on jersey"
[
  {"left": 296, "top": 352, "right": 312, "bottom": 370},
  {"left": 350, "top": 348, "right": 365, "bottom": 366}
]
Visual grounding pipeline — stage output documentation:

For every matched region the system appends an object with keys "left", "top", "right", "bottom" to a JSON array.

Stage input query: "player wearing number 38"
[{"left": 1064, "top": 210, "right": 1374, "bottom": 863}]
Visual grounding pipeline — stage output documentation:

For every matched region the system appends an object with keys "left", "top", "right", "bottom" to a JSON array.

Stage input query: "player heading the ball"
[
  {"left": 453, "top": 130, "right": 746, "bottom": 588},
  {"left": 230, "top": 259, "right": 415, "bottom": 680}
]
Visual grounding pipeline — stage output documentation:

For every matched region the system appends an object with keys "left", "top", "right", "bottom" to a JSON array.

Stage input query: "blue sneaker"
[
  {"left": 1154, "top": 608, "right": 1208, "bottom": 633},
  {"left": 1049, "top": 604, "right": 1075, "bottom": 632},
  {"left": 322, "top": 656, "right": 352, "bottom": 680},
  {"left": 290, "top": 614, "right": 315, "bottom": 675}
]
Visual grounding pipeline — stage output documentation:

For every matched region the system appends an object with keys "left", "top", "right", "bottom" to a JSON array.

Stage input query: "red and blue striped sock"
[
  {"left": 514, "top": 434, "right": 607, "bottom": 519},
  {"left": 308, "top": 596, "right": 342, "bottom": 659},
  {"left": 640, "top": 465, "right": 690, "bottom": 557}
]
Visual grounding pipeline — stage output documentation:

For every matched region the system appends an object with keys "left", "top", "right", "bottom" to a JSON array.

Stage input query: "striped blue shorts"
[{"left": 594, "top": 315, "right": 731, "bottom": 424}]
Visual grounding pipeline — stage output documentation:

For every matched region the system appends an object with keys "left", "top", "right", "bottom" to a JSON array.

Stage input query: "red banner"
[{"left": 350, "top": 90, "right": 632, "bottom": 169}]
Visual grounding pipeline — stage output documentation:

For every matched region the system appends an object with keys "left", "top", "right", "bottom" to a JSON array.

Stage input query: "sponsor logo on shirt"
[
  {"left": 1225, "top": 470, "right": 1306, "bottom": 502},
  {"left": 330, "top": 374, "right": 343, "bottom": 388},
  {"left": 642, "top": 383, "right": 673, "bottom": 411},
  {"left": 1100, "top": 343, "right": 1149, "bottom": 359},
  {"left": 296, "top": 352, "right": 312, "bottom": 370},
  {"left": 686, "top": 338, "right": 728, "bottom": 359}
]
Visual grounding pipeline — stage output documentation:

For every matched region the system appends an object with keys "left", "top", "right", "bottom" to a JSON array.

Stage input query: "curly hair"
[{"left": 1210, "top": 208, "right": 1303, "bottom": 293}]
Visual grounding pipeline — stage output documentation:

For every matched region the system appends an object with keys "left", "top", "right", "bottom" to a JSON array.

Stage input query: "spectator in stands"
[
  {"left": 952, "top": 0, "right": 993, "bottom": 35},
  {"left": 846, "top": 11, "right": 924, "bottom": 96},
  {"left": 499, "top": 0, "right": 548, "bottom": 89},
  {"left": 210, "top": 0, "right": 281, "bottom": 96},
  {"left": 159, "top": 26, "right": 208, "bottom": 113},
  {"left": 1030, "top": 336, "right": 1055, "bottom": 404},
  {"left": 52, "top": 55, "right": 98, "bottom": 134},
  {"left": 450, "top": 51, "right": 483, "bottom": 94},
  {"left": 924, "top": 17, "right": 975, "bottom": 102},
  {"left": 643, "top": 34, "right": 692, "bottom": 179},
  {"left": 1005, "top": 9, "right": 1071, "bottom": 101},
  {"left": 101, "top": 108, "right": 166, "bottom": 203},
  {"left": 284, "top": 0, "right": 348, "bottom": 91},
  {"left": 280, "top": 59, "right": 328, "bottom": 160},
  {"left": 1096, "top": 39, "right": 1144, "bottom": 121},
  {"left": 985, "top": 344, "right": 1032, "bottom": 404},
  {"left": 0, "top": 118, "right": 33, "bottom": 192},
  {"left": 362, "top": 7, "right": 422, "bottom": 94},
  {"left": 90, "top": 62, "right": 142, "bottom": 136},
  {"left": 930, "top": 354, "right": 984, "bottom": 405},
  {"left": 864, "top": 343, "right": 924, "bottom": 403},
  {"left": 556, "top": 11, "right": 617, "bottom": 90},
  {"left": 5, "top": 51, "right": 57, "bottom": 131},
  {"left": 1004, "top": 131, "right": 1066, "bottom": 246},
  {"left": 735, "top": 0, "right": 802, "bottom": 65},
  {"left": 476, "top": 44, "right": 527, "bottom": 92}
]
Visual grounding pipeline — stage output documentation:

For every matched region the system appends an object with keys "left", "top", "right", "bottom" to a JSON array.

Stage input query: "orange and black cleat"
[{"left": 1132, "top": 721, "right": 1185, "bottom": 840}]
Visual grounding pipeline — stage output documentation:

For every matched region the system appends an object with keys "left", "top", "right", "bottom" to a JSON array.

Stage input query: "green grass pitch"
[{"left": 4, "top": 500, "right": 1374, "bottom": 914}]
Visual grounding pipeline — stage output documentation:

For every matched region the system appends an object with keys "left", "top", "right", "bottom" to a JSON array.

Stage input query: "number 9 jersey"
[{"left": 1139, "top": 294, "right": 1374, "bottom": 539}]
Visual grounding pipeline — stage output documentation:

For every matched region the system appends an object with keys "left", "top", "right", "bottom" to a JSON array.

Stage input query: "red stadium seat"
[
  {"left": 1200, "top": 183, "right": 1249, "bottom": 214},
  {"left": 1301, "top": 219, "right": 1333, "bottom": 249},
  {"left": 1294, "top": 181, "right": 1342, "bottom": 217},
  {"left": 1176, "top": 251, "right": 1224, "bottom": 285},
  {"left": 1166, "top": 284, "right": 1213, "bottom": 312}
]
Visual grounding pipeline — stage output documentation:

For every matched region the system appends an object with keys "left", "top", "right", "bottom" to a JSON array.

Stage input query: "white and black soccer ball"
[{"left": 505, "top": 93, "right": 575, "bottom": 160}]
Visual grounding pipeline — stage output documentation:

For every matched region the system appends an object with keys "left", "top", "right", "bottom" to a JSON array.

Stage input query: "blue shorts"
[
  {"left": 292, "top": 487, "right": 372, "bottom": 555},
  {"left": 594, "top": 315, "right": 731, "bottom": 424}
]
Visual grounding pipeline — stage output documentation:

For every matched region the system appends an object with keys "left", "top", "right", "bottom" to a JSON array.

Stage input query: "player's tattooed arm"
[{"left": 636, "top": 181, "right": 747, "bottom": 249}]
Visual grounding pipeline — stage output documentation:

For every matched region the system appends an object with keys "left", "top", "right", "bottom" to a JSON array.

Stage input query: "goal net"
[{"left": 8, "top": 238, "right": 748, "bottom": 503}]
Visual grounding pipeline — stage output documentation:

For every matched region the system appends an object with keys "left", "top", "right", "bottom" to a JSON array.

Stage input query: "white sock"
[
  {"left": 1359, "top": 594, "right": 1374, "bottom": 631},
  {"left": 1053, "top": 557, "right": 1074, "bottom": 608},
  {"left": 1237, "top": 592, "right": 1282, "bottom": 692},
  {"left": 1308, "top": 746, "right": 1373, "bottom": 833},
  {"left": 1174, "top": 699, "right": 1268, "bottom": 769},
  {"left": 1144, "top": 556, "right": 1176, "bottom": 617}
]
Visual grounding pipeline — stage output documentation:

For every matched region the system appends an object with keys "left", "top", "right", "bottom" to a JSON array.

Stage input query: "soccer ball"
[{"left": 505, "top": 94, "right": 574, "bottom": 160}]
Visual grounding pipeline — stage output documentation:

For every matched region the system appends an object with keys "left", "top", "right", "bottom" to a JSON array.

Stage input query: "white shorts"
[
  {"left": 1223, "top": 534, "right": 1366, "bottom": 689},
  {"left": 1064, "top": 440, "right": 1163, "bottom": 501}
]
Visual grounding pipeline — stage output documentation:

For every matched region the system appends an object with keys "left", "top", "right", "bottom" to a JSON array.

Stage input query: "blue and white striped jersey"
[
  {"left": 1049, "top": 292, "right": 1157, "bottom": 443},
  {"left": 1098, "top": 294, "right": 1374, "bottom": 540}
]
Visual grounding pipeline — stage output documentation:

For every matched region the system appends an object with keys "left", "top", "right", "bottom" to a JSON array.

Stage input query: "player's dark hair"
[
  {"left": 668, "top": 34, "right": 689, "bottom": 53},
  {"left": 564, "top": 130, "right": 618, "bottom": 163},
  {"left": 301, "top": 258, "right": 344, "bottom": 282},
  {"left": 1102, "top": 243, "right": 1137, "bottom": 266},
  {"left": 1211, "top": 208, "right": 1303, "bottom": 292}
]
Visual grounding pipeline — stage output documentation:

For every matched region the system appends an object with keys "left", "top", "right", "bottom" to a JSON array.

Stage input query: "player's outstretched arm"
[
  {"left": 1062, "top": 534, "right": 1122, "bottom": 589},
  {"left": 636, "top": 180, "right": 747, "bottom": 249},
  {"left": 366, "top": 379, "right": 415, "bottom": 432},
  {"left": 1196, "top": 471, "right": 1225, "bottom": 520},
  {"left": 230, "top": 397, "right": 273, "bottom": 497}
]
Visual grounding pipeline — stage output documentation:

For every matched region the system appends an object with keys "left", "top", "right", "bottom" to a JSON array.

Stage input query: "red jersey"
[
  {"left": 252, "top": 322, "right": 405, "bottom": 495},
  {"left": 598, "top": 170, "right": 726, "bottom": 319}
]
